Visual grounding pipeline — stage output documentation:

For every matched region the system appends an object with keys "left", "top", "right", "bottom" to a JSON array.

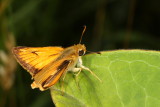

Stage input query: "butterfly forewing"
[{"left": 32, "top": 59, "right": 72, "bottom": 90}]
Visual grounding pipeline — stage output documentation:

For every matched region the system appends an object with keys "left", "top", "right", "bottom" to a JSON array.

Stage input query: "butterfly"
[{"left": 12, "top": 26, "right": 101, "bottom": 91}]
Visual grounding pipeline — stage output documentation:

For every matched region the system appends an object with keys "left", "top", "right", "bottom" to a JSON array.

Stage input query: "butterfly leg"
[
  {"left": 77, "top": 57, "right": 102, "bottom": 82},
  {"left": 60, "top": 70, "right": 69, "bottom": 93},
  {"left": 71, "top": 68, "right": 82, "bottom": 77},
  {"left": 70, "top": 67, "right": 82, "bottom": 90}
]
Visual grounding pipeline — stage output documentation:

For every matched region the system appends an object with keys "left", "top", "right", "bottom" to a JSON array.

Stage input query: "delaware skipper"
[{"left": 12, "top": 26, "right": 101, "bottom": 91}]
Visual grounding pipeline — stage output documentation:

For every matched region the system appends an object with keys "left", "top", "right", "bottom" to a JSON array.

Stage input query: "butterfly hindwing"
[{"left": 12, "top": 46, "right": 64, "bottom": 77}]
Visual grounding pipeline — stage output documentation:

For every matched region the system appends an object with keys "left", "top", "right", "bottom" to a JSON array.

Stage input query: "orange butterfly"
[{"left": 12, "top": 26, "right": 101, "bottom": 91}]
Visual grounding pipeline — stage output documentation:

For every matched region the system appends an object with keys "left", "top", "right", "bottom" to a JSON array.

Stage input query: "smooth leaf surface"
[{"left": 50, "top": 50, "right": 160, "bottom": 107}]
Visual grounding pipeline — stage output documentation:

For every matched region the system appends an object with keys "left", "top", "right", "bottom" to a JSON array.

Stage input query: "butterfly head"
[
  {"left": 75, "top": 25, "right": 87, "bottom": 56},
  {"left": 75, "top": 44, "right": 86, "bottom": 56}
]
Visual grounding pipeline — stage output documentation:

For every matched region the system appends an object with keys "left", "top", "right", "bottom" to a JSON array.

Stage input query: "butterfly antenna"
[
  {"left": 79, "top": 25, "right": 86, "bottom": 44},
  {"left": 87, "top": 50, "right": 101, "bottom": 54}
]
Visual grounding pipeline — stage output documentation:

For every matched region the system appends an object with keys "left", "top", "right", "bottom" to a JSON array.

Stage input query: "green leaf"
[{"left": 50, "top": 50, "right": 160, "bottom": 107}]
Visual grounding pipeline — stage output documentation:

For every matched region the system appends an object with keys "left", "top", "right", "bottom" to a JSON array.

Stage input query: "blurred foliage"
[{"left": 0, "top": 0, "right": 159, "bottom": 107}]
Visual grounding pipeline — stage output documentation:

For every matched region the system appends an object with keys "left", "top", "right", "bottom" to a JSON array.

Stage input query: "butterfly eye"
[{"left": 78, "top": 50, "right": 85, "bottom": 56}]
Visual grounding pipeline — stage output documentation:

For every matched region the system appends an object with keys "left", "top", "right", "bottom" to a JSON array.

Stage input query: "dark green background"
[{"left": 0, "top": 0, "right": 159, "bottom": 107}]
